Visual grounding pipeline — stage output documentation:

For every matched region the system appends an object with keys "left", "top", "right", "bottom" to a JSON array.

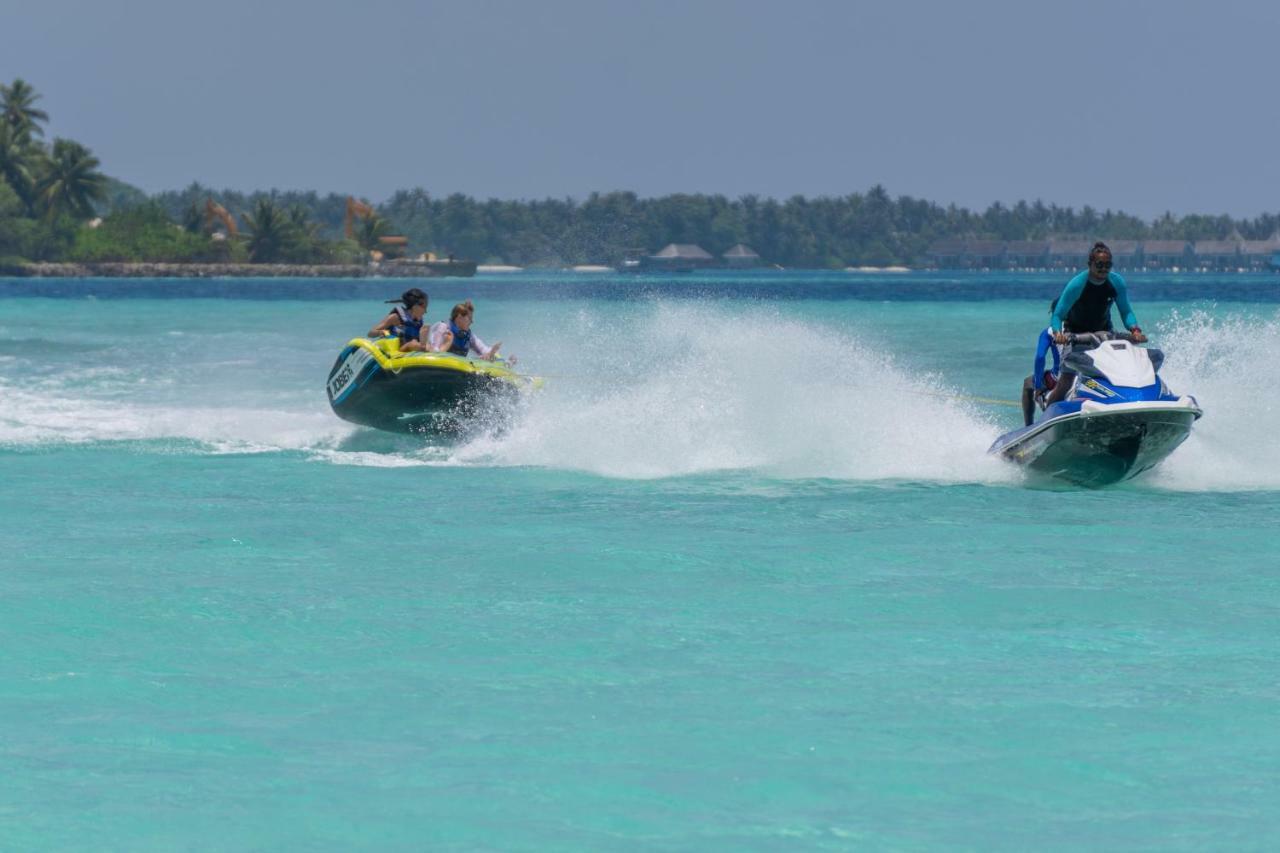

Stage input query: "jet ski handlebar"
[{"left": 1062, "top": 331, "right": 1139, "bottom": 346}]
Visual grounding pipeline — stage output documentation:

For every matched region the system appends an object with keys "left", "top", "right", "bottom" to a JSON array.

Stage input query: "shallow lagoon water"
[{"left": 2, "top": 272, "right": 1279, "bottom": 849}]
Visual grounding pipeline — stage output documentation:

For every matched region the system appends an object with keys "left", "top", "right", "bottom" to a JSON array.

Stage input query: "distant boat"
[{"left": 379, "top": 257, "right": 478, "bottom": 278}]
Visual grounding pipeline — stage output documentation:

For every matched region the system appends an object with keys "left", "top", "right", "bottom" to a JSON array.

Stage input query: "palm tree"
[
  {"left": 181, "top": 201, "right": 203, "bottom": 234},
  {"left": 286, "top": 204, "right": 321, "bottom": 242},
  {"left": 0, "top": 121, "right": 38, "bottom": 213},
  {"left": 35, "top": 138, "right": 105, "bottom": 221},
  {"left": 284, "top": 204, "right": 325, "bottom": 261},
  {"left": 1, "top": 78, "right": 50, "bottom": 140},
  {"left": 354, "top": 213, "right": 391, "bottom": 251},
  {"left": 242, "top": 198, "right": 290, "bottom": 262}
]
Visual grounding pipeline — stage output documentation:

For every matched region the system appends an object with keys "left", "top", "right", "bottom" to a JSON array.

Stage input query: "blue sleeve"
[
  {"left": 1110, "top": 272, "right": 1139, "bottom": 330},
  {"left": 1050, "top": 338, "right": 1061, "bottom": 375},
  {"left": 1033, "top": 330, "right": 1051, "bottom": 389},
  {"left": 1050, "top": 271, "right": 1088, "bottom": 332}
]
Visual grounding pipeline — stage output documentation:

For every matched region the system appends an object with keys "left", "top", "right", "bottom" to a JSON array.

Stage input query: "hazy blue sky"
[{"left": 5, "top": 0, "right": 1278, "bottom": 217}]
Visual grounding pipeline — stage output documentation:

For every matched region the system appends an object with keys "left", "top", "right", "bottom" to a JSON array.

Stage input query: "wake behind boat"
[
  {"left": 326, "top": 336, "right": 540, "bottom": 435},
  {"left": 989, "top": 332, "right": 1202, "bottom": 486}
]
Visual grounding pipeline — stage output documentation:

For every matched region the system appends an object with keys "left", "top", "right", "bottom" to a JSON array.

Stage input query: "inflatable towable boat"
[{"left": 326, "top": 336, "right": 540, "bottom": 434}]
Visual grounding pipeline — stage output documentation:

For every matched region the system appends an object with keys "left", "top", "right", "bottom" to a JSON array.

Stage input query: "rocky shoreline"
[{"left": 7, "top": 261, "right": 477, "bottom": 278}]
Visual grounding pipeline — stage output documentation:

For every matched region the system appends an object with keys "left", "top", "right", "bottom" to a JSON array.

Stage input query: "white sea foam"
[
  {"left": 2, "top": 301, "right": 1013, "bottom": 483},
  {"left": 0, "top": 380, "right": 352, "bottom": 453},
  {"left": 1148, "top": 308, "right": 1280, "bottom": 491},
  {"left": 11, "top": 300, "right": 1274, "bottom": 490},
  {"left": 446, "top": 303, "right": 1013, "bottom": 482}
]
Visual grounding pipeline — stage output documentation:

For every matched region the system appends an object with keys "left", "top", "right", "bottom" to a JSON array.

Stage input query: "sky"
[{"left": 5, "top": 0, "right": 1278, "bottom": 219}]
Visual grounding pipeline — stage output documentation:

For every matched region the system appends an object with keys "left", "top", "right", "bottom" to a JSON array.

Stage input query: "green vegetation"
[
  {"left": 2, "top": 76, "right": 1278, "bottom": 270},
  {"left": 0, "top": 79, "right": 355, "bottom": 267},
  {"left": 0, "top": 79, "right": 101, "bottom": 259},
  {"left": 36, "top": 138, "right": 107, "bottom": 222},
  {"left": 69, "top": 202, "right": 231, "bottom": 263},
  {"left": 238, "top": 198, "right": 360, "bottom": 264},
  {"left": 377, "top": 189, "right": 1280, "bottom": 268},
  {"left": 154, "top": 186, "right": 1280, "bottom": 270},
  {"left": 351, "top": 210, "right": 393, "bottom": 253}
]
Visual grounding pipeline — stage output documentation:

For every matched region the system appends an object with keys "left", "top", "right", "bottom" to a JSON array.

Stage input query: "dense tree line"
[
  {"left": 0, "top": 78, "right": 110, "bottom": 265},
  {"left": 4, "top": 77, "right": 1280, "bottom": 270},
  {"left": 0, "top": 79, "right": 361, "bottom": 267},
  {"left": 155, "top": 185, "right": 1280, "bottom": 269}
]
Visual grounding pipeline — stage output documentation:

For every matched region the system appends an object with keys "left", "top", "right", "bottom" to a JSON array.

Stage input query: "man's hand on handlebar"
[{"left": 1055, "top": 330, "right": 1146, "bottom": 346}]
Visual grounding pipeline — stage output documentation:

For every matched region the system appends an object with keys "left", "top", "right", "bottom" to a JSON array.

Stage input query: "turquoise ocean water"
[{"left": 2, "top": 271, "right": 1279, "bottom": 849}]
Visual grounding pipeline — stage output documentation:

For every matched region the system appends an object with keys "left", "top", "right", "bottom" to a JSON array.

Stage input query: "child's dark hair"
[
  {"left": 1088, "top": 242, "right": 1111, "bottom": 263},
  {"left": 386, "top": 287, "right": 428, "bottom": 308}
]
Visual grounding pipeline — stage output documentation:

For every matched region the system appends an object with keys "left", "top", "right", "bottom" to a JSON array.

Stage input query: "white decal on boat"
[{"left": 328, "top": 348, "right": 375, "bottom": 401}]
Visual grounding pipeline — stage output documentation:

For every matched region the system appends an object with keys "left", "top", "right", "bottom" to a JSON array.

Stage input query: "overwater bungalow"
[
  {"left": 961, "top": 241, "right": 1005, "bottom": 268},
  {"left": 923, "top": 239, "right": 969, "bottom": 268},
  {"left": 918, "top": 236, "right": 1275, "bottom": 272},
  {"left": 1004, "top": 241, "right": 1049, "bottom": 268},
  {"left": 1240, "top": 240, "right": 1280, "bottom": 270},
  {"left": 1105, "top": 240, "right": 1139, "bottom": 269},
  {"left": 644, "top": 243, "right": 716, "bottom": 272},
  {"left": 722, "top": 244, "right": 763, "bottom": 268},
  {"left": 1191, "top": 240, "right": 1240, "bottom": 270},
  {"left": 1047, "top": 240, "right": 1093, "bottom": 270},
  {"left": 1140, "top": 241, "right": 1189, "bottom": 270}
]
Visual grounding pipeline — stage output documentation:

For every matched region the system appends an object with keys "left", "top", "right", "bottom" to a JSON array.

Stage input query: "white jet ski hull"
[{"left": 992, "top": 400, "right": 1201, "bottom": 487}]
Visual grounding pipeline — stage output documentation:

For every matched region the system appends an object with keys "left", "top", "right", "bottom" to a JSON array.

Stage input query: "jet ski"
[
  {"left": 326, "top": 336, "right": 540, "bottom": 434},
  {"left": 989, "top": 332, "right": 1202, "bottom": 486}
]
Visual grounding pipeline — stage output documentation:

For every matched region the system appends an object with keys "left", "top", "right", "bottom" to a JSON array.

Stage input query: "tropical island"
[{"left": 2, "top": 77, "right": 1279, "bottom": 275}]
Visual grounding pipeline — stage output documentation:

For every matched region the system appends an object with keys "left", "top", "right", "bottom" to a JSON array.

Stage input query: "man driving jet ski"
[{"left": 1044, "top": 242, "right": 1147, "bottom": 405}]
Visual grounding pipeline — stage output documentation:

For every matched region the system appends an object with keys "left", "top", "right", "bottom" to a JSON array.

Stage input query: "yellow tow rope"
[
  {"left": 951, "top": 394, "right": 1022, "bottom": 408},
  {"left": 902, "top": 388, "right": 1022, "bottom": 408}
]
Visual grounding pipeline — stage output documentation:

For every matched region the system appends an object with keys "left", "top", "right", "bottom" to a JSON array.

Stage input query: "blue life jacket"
[
  {"left": 398, "top": 317, "right": 424, "bottom": 344},
  {"left": 448, "top": 322, "right": 472, "bottom": 355},
  {"left": 392, "top": 307, "right": 424, "bottom": 344}
]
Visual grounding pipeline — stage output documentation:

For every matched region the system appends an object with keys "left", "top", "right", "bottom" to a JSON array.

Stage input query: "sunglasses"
[{"left": 1092, "top": 260, "right": 1112, "bottom": 270}]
